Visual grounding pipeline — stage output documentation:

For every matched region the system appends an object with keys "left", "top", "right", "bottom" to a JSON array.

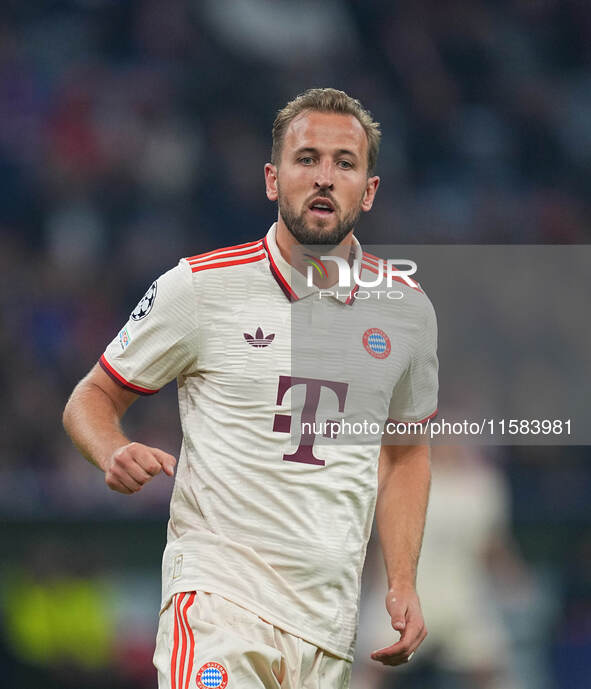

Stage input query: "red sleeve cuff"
[
  {"left": 387, "top": 408, "right": 438, "bottom": 426},
  {"left": 99, "top": 354, "right": 160, "bottom": 396}
]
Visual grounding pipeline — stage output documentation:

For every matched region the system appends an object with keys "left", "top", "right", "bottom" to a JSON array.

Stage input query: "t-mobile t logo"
[{"left": 273, "top": 375, "right": 349, "bottom": 465}]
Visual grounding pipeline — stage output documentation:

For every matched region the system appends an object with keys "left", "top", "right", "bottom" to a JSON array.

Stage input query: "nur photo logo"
[{"left": 303, "top": 253, "right": 419, "bottom": 300}]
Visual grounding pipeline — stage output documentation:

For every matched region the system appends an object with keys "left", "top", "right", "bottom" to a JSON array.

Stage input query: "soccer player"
[{"left": 63, "top": 88, "right": 438, "bottom": 689}]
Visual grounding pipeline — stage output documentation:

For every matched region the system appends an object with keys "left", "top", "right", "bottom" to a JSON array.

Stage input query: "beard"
[{"left": 278, "top": 188, "right": 363, "bottom": 246}]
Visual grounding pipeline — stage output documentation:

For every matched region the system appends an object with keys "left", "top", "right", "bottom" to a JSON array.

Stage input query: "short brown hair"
[{"left": 271, "top": 87, "right": 381, "bottom": 176}]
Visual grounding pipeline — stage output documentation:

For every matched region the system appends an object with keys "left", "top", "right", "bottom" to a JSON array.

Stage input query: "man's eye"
[
  {"left": 338, "top": 160, "right": 353, "bottom": 169},
  {"left": 299, "top": 157, "right": 314, "bottom": 165}
]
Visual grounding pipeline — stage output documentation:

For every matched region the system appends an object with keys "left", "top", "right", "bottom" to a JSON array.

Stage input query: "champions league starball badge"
[{"left": 131, "top": 281, "right": 157, "bottom": 320}]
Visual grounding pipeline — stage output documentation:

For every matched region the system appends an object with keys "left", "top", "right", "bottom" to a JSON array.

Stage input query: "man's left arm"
[{"left": 371, "top": 442, "right": 431, "bottom": 666}]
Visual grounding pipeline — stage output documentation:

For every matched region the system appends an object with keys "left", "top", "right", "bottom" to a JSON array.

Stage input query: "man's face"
[{"left": 265, "top": 111, "right": 380, "bottom": 245}]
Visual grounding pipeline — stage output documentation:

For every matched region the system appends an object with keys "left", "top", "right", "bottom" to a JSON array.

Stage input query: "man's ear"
[
  {"left": 361, "top": 175, "right": 380, "bottom": 212},
  {"left": 265, "top": 163, "right": 278, "bottom": 201}
]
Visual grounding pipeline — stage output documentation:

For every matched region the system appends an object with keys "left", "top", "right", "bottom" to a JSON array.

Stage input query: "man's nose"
[{"left": 314, "top": 160, "right": 334, "bottom": 190}]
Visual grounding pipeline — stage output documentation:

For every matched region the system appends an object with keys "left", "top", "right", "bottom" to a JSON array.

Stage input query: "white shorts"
[{"left": 153, "top": 590, "right": 351, "bottom": 689}]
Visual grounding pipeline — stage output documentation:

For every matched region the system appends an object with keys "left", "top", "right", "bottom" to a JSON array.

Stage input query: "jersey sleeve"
[
  {"left": 100, "top": 259, "right": 198, "bottom": 395},
  {"left": 387, "top": 297, "right": 439, "bottom": 424}
]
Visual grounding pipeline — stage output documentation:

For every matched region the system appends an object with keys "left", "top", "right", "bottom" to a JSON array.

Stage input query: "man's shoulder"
[
  {"left": 182, "top": 238, "right": 267, "bottom": 277},
  {"left": 360, "top": 250, "right": 433, "bottom": 308}
]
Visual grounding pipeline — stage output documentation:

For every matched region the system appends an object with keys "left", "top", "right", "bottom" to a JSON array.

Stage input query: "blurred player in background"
[
  {"left": 355, "top": 445, "right": 528, "bottom": 689},
  {"left": 63, "top": 88, "right": 438, "bottom": 689}
]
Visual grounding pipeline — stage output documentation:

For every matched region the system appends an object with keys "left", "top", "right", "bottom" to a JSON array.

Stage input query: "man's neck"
[{"left": 275, "top": 217, "right": 355, "bottom": 288}]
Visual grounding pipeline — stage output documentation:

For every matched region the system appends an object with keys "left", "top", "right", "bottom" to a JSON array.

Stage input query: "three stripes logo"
[{"left": 244, "top": 326, "right": 275, "bottom": 348}]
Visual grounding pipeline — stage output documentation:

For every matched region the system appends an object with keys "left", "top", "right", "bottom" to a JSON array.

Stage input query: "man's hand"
[
  {"left": 105, "top": 442, "right": 177, "bottom": 494},
  {"left": 370, "top": 583, "right": 427, "bottom": 666}
]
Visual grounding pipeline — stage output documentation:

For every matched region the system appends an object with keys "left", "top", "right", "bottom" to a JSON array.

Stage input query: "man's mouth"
[{"left": 308, "top": 198, "right": 335, "bottom": 216}]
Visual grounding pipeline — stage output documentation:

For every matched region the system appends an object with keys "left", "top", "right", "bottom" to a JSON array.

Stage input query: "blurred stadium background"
[{"left": 0, "top": 1, "right": 590, "bottom": 688}]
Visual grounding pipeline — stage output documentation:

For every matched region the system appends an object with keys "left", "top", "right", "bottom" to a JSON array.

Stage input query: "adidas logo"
[{"left": 244, "top": 327, "right": 275, "bottom": 348}]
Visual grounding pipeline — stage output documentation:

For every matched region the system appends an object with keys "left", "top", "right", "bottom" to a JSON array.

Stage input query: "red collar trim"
[
  {"left": 262, "top": 226, "right": 360, "bottom": 306},
  {"left": 262, "top": 235, "right": 299, "bottom": 302}
]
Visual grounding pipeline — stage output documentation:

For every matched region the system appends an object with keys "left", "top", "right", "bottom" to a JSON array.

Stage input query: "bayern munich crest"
[
  {"left": 131, "top": 281, "right": 157, "bottom": 320},
  {"left": 195, "top": 662, "right": 228, "bottom": 689},
  {"left": 363, "top": 328, "right": 391, "bottom": 359}
]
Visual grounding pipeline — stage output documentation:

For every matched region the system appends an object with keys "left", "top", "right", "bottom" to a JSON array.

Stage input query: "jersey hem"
[{"left": 160, "top": 583, "right": 355, "bottom": 663}]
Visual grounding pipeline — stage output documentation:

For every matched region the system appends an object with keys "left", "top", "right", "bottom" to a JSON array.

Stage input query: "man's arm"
[
  {"left": 63, "top": 363, "right": 176, "bottom": 494},
  {"left": 370, "top": 442, "right": 431, "bottom": 666}
]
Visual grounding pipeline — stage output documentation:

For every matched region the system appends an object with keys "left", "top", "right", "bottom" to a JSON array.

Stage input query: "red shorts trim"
[{"left": 171, "top": 592, "right": 196, "bottom": 689}]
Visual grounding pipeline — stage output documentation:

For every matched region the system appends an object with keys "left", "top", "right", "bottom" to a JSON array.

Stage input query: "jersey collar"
[{"left": 262, "top": 223, "right": 363, "bottom": 305}]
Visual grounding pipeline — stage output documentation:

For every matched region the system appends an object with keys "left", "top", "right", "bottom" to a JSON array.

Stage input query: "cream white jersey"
[{"left": 101, "top": 223, "right": 438, "bottom": 661}]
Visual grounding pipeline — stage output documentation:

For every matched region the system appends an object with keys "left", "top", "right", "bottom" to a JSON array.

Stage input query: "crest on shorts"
[
  {"left": 195, "top": 662, "right": 228, "bottom": 689},
  {"left": 131, "top": 281, "right": 157, "bottom": 320},
  {"left": 363, "top": 328, "right": 391, "bottom": 359}
]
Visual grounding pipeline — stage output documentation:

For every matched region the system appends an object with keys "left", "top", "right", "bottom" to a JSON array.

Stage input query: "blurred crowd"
[{"left": 0, "top": 1, "right": 590, "bottom": 688}]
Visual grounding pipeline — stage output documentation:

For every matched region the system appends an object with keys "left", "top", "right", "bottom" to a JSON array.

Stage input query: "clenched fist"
[{"left": 105, "top": 442, "right": 177, "bottom": 494}]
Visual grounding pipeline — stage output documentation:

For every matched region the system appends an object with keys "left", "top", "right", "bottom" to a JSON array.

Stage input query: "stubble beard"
[{"left": 278, "top": 189, "right": 364, "bottom": 246}]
